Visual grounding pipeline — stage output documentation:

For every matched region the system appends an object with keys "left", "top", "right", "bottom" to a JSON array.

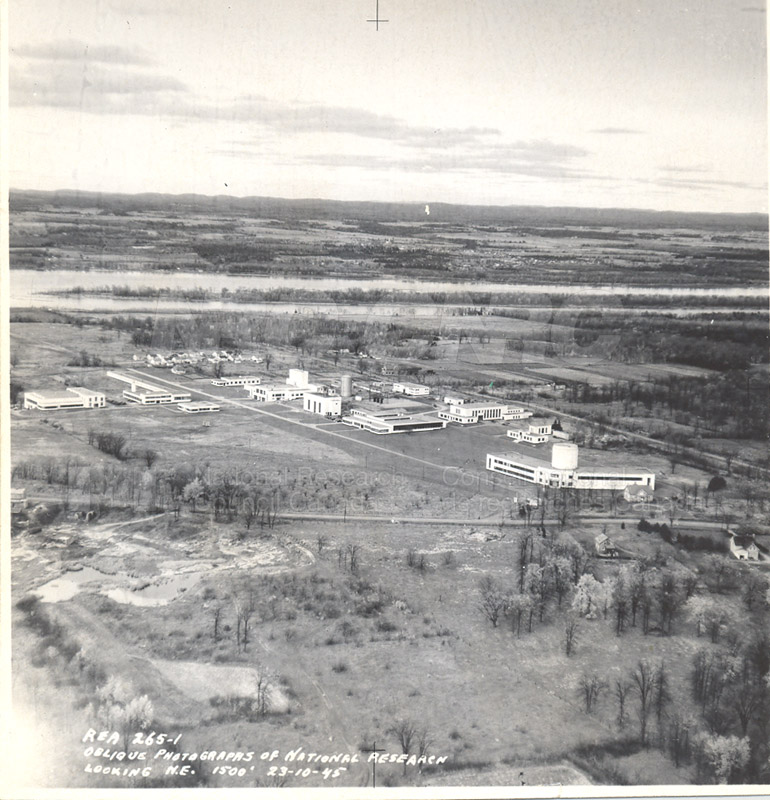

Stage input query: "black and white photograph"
[{"left": 2, "top": 0, "right": 769, "bottom": 795}]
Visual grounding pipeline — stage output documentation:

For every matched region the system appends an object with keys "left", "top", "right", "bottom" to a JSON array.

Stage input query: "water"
[
  {"left": 33, "top": 564, "right": 202, "bottom": 606},
  {"left": 11, "top": 268, "right": 766, "bottom": 301}
]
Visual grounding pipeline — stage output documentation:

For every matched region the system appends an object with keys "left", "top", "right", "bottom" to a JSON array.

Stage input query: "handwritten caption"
[{"left": 82, "top": 729, "right": 448, "bottom": 781}]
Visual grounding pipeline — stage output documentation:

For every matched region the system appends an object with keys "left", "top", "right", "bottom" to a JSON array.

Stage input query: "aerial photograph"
[{"left": 3, "top": 0, "right": 769, "bottom": 795}]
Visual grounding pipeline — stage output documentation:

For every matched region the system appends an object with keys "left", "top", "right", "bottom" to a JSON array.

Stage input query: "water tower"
[
  {"left": 551, "top": 442, "right": 579, "bottom": 471},
  {"left": 340, "top": 374, "right": 353, "bottom": 398}
]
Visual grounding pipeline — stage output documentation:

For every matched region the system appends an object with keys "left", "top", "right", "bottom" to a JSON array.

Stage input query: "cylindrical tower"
[
  {"left": 341, "top": 375, "right": 353, "bottom": 397},
  {"left": 551, "top": 442, "right": 579, "bottom": 470}
]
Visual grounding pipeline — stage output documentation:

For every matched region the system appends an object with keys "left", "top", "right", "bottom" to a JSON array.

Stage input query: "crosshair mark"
[{"left": 367, "top": 0, "right": 388, "bottom": 30}]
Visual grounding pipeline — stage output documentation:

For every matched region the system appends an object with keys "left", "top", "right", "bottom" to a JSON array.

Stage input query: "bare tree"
[
  {"left": 631, "top": 660, "right": 657, "bottom": 746},
  {"left": 388, "top": 718, "right": 417, "bottom": 774},
  {"left": 316, "top": 533, "right": 328, "bottom": 555},
  {"left": 564, "top": 618, "right": 578, "bottom": 657},
  {"left": 577, "top": 673, "right": 607, "bottom": 714},
  {"left": 478, "top": 577, "right": 505, "bottom": 628},
  {"left": 615, "top": 679, "right": 632, "bottom": 727},
  {"left": 143, "top": 449, "right": 159, "bottom": 468}
]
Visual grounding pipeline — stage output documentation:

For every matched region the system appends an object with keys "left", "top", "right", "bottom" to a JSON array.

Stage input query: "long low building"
[
  {"left": 342, "top": 408, "right": 447, "bottom": 435},
  {"left": 178, "top": 401, "right": 221, "bottom": 413},
  {"left": 486, "top": 442, "right": 655, "bottom": 491},
  {"left": 248, "top": 383, "right": 313, "bottom": 402},
  {"left": 211, "top": 376, "right": 261, "bottom": 387},
  {"left": 24, "top": 387, "right": 106, "bottom": 410},
  {"left": 439, "top": 402, "right": 532, "bottom": 424},
  {"left": 392, "top": 382, "right": 431, "bottom": 396},
  {"left": 108, "top": 371, "right": 192, "bottom": 404}
]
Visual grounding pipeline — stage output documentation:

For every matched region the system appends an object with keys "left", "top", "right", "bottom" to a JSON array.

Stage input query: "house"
[
  {"left": 624, "top": 485, "right": 654, "bottom": 503},
  {"left": 730, "top": 534, "right": 760, "bottom": 561},
  {"left": 594, "top": 533, "right": 619, "bottom": 558},
  {"left": 10, "top": 488, "right": 27, "bottom": 515}
]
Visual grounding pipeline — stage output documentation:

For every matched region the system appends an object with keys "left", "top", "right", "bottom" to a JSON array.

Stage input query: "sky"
[{"left": 8, "top": 0, "right": 769, "bottom": 213}]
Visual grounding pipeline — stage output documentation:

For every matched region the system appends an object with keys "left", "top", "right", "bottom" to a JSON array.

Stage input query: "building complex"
[
  {"left": 439, "top": 402, "right": 532, "bottom": 425},
  {"left": 211, "top": 376, "right": 261, "bottom": 387},
  {"left": 342, "top": 407, "right": 447, "bottom": 435}
]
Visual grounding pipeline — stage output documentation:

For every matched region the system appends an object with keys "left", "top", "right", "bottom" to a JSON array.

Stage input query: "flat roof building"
[
  {"left": 486, "top": 442, "right": 655, "bottom": 491},
  {"left": 211, "top": 376, "right": 261, "bottom": 387},
  {"left": 24, "top": 387, "right": 106, "bottom": 411},
  {"left": 178, "top": 401, "right": 221, "bottom": 413},
  {"left": 439, "top": 402, "right": 531, "bottom": 425},
  {"left": 507, "top": 420, "right": 553, "bottom": 444},
  {"left": 107, "top": 371, "right": 191, "bottom": 404},
  {"left": 304, "top": 393, "right": 342, "bottom": 417},
  {"left": 392, "top": 382, "right": 431, "bottom": 397},
  {"left": 342, "top": 408, "right": 447, "bottom": 435}
]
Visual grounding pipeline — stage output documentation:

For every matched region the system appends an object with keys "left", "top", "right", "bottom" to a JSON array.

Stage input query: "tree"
[
  {"left": 183, "top": 478, "right": 205, "bottom": 512},
  {"left": 742, "top": 573, "right": 767, "bottom": 610},
  {"left": 631, "top": 660, "right": 657, "bottom": 746},
  {"left": 615, "top": 679, "right": 632, "bottom": 727},
  {"left": 577, "top": 673, "right": 607, "bottom": 713},
  {"left": 478, "top": 577, "right": 505, "bottom": 628},
  {"left": 564, "top": 617, "right": 578, "bottom": 657},
  {"left": 388, "top": 719, "right": 417, "bottom": 774},
  {"left": 700, "top": 734, "right": 750, "bottom": 784},
  {"left": 253, "top": 666, "right": 273, "bottom": 717},
  {"left": 143, "top": 449, "right": 159, "bottom": 468},
  {"left": 571, "top": 574, "right": 605, "bottom": 620},
  {"left": 507, "top": 592, "right": 530, "bottom": 637}
]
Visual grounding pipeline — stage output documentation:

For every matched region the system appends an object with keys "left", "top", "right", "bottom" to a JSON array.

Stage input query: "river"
[{"left": 10, "top": 268, "right": 767, "bottom": 316}]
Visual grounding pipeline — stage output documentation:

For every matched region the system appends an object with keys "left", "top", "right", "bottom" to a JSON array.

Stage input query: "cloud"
[
  {"left": 13, "top": 38, "right": 154, "bottom": 66},
  {"left": 589, "top": 127, "right": 646, "bottom": 135},
  {"left": 658, "top": 165, "right": 712, "bottom": 174},
  {"left": 264, "top": 137, "right": 594, "bottom": 182},
  {"left": 11, "top": 62, "right": 187, "bottom": 111}
]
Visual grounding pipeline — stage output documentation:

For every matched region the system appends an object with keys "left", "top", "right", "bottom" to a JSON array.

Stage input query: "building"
[
  {"left": 624, "top": 485, "right": 654, "bottom": 503},
  {"left": 248, "top": 383, "right": 309, "bottom": 402},
  {"left": 595, "top": 533, "right": 619, "bottom": 558},
  {"left": 107, "top": 371, "right": 191, "bottom": 404},
  {"left": 439, "top": 403, "right": 531, "bottom": 425},
  {"left": 247, "top": 369, "right": 321, "bottom": 402},
  {"left": 342, "top": 408, "right": 447, "bottom": 435},
  {"left": 24, "top": 387, "right": 106, "bottom": 410},
  {"left": 10, "top": 488, "right": 27, "bottom": 515},
  {"left": 730, "top": 534, "right": 760, "bottom": 561},
  {"left": 507, "top": 420, "right": 553, "bottom": 443},
  {"left": 392, "top": 382, "right": 430, "bottom": 397},
  {"left": 443, "top": 395, "right": 468, "bottom": 406},
  {"left": 486, "top": 442, "right": 656, "bottom": 491},
  {"left": 178, "top": 401, "right": 221, "bottom": 413},
  {"left": 304, "top": 393, "right": 342, "bottom": 417},
  {"left": 211, "top": 376, "right": 261, "bottom": 387}
]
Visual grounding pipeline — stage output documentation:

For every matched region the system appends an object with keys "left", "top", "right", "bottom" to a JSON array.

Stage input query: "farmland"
[{"left": 7, "top": 193, "right": 770, "bottom": 790}]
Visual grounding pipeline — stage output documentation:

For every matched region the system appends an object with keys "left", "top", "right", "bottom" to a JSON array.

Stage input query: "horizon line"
[{"left": 9, "top": 186, "right": 769, "bottom": 219}]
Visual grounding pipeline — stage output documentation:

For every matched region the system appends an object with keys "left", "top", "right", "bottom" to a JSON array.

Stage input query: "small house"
[
  {"left": 730, "top": 534, "right": 760, "bottom": 561},
  {"left": 594, "top": 533, "right": 619, "bottom": 559}
]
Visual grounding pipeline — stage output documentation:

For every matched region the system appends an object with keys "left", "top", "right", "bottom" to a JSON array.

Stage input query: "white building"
[
  {"left": 486, "top": 442, "right": 655, "bottom": 491},
  {"left": 342, "top": 408, "right": 447, "bottom": 435},
  {"left": 211, "top": 376, "right": 261, "bottom": 387},
  {"left": 24, "top": 387, "right": 106, "bottom": 410},
  {"left": 178, "top": 401, "right": 221, "bottom": 413},
  {"left": 107, "top": 371, "right": 191, "bottom": 404},
  {"left": 439, "top": 402, "right": 530, "bottom": 425},
  {"left": 392, "top": 382, "right": 430, "bottom": 397},
  {"left": 303, "top": 393, "right": 342, "bottom": 417},
  {"left": 730, "top": 534, "right": 760, "bottom": 561},
  {"left": 507, "top": 420, "right": 553, "bottom": 444},
  {"left": 247, "top": 369, "right": 320, "bottom": 402}
]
